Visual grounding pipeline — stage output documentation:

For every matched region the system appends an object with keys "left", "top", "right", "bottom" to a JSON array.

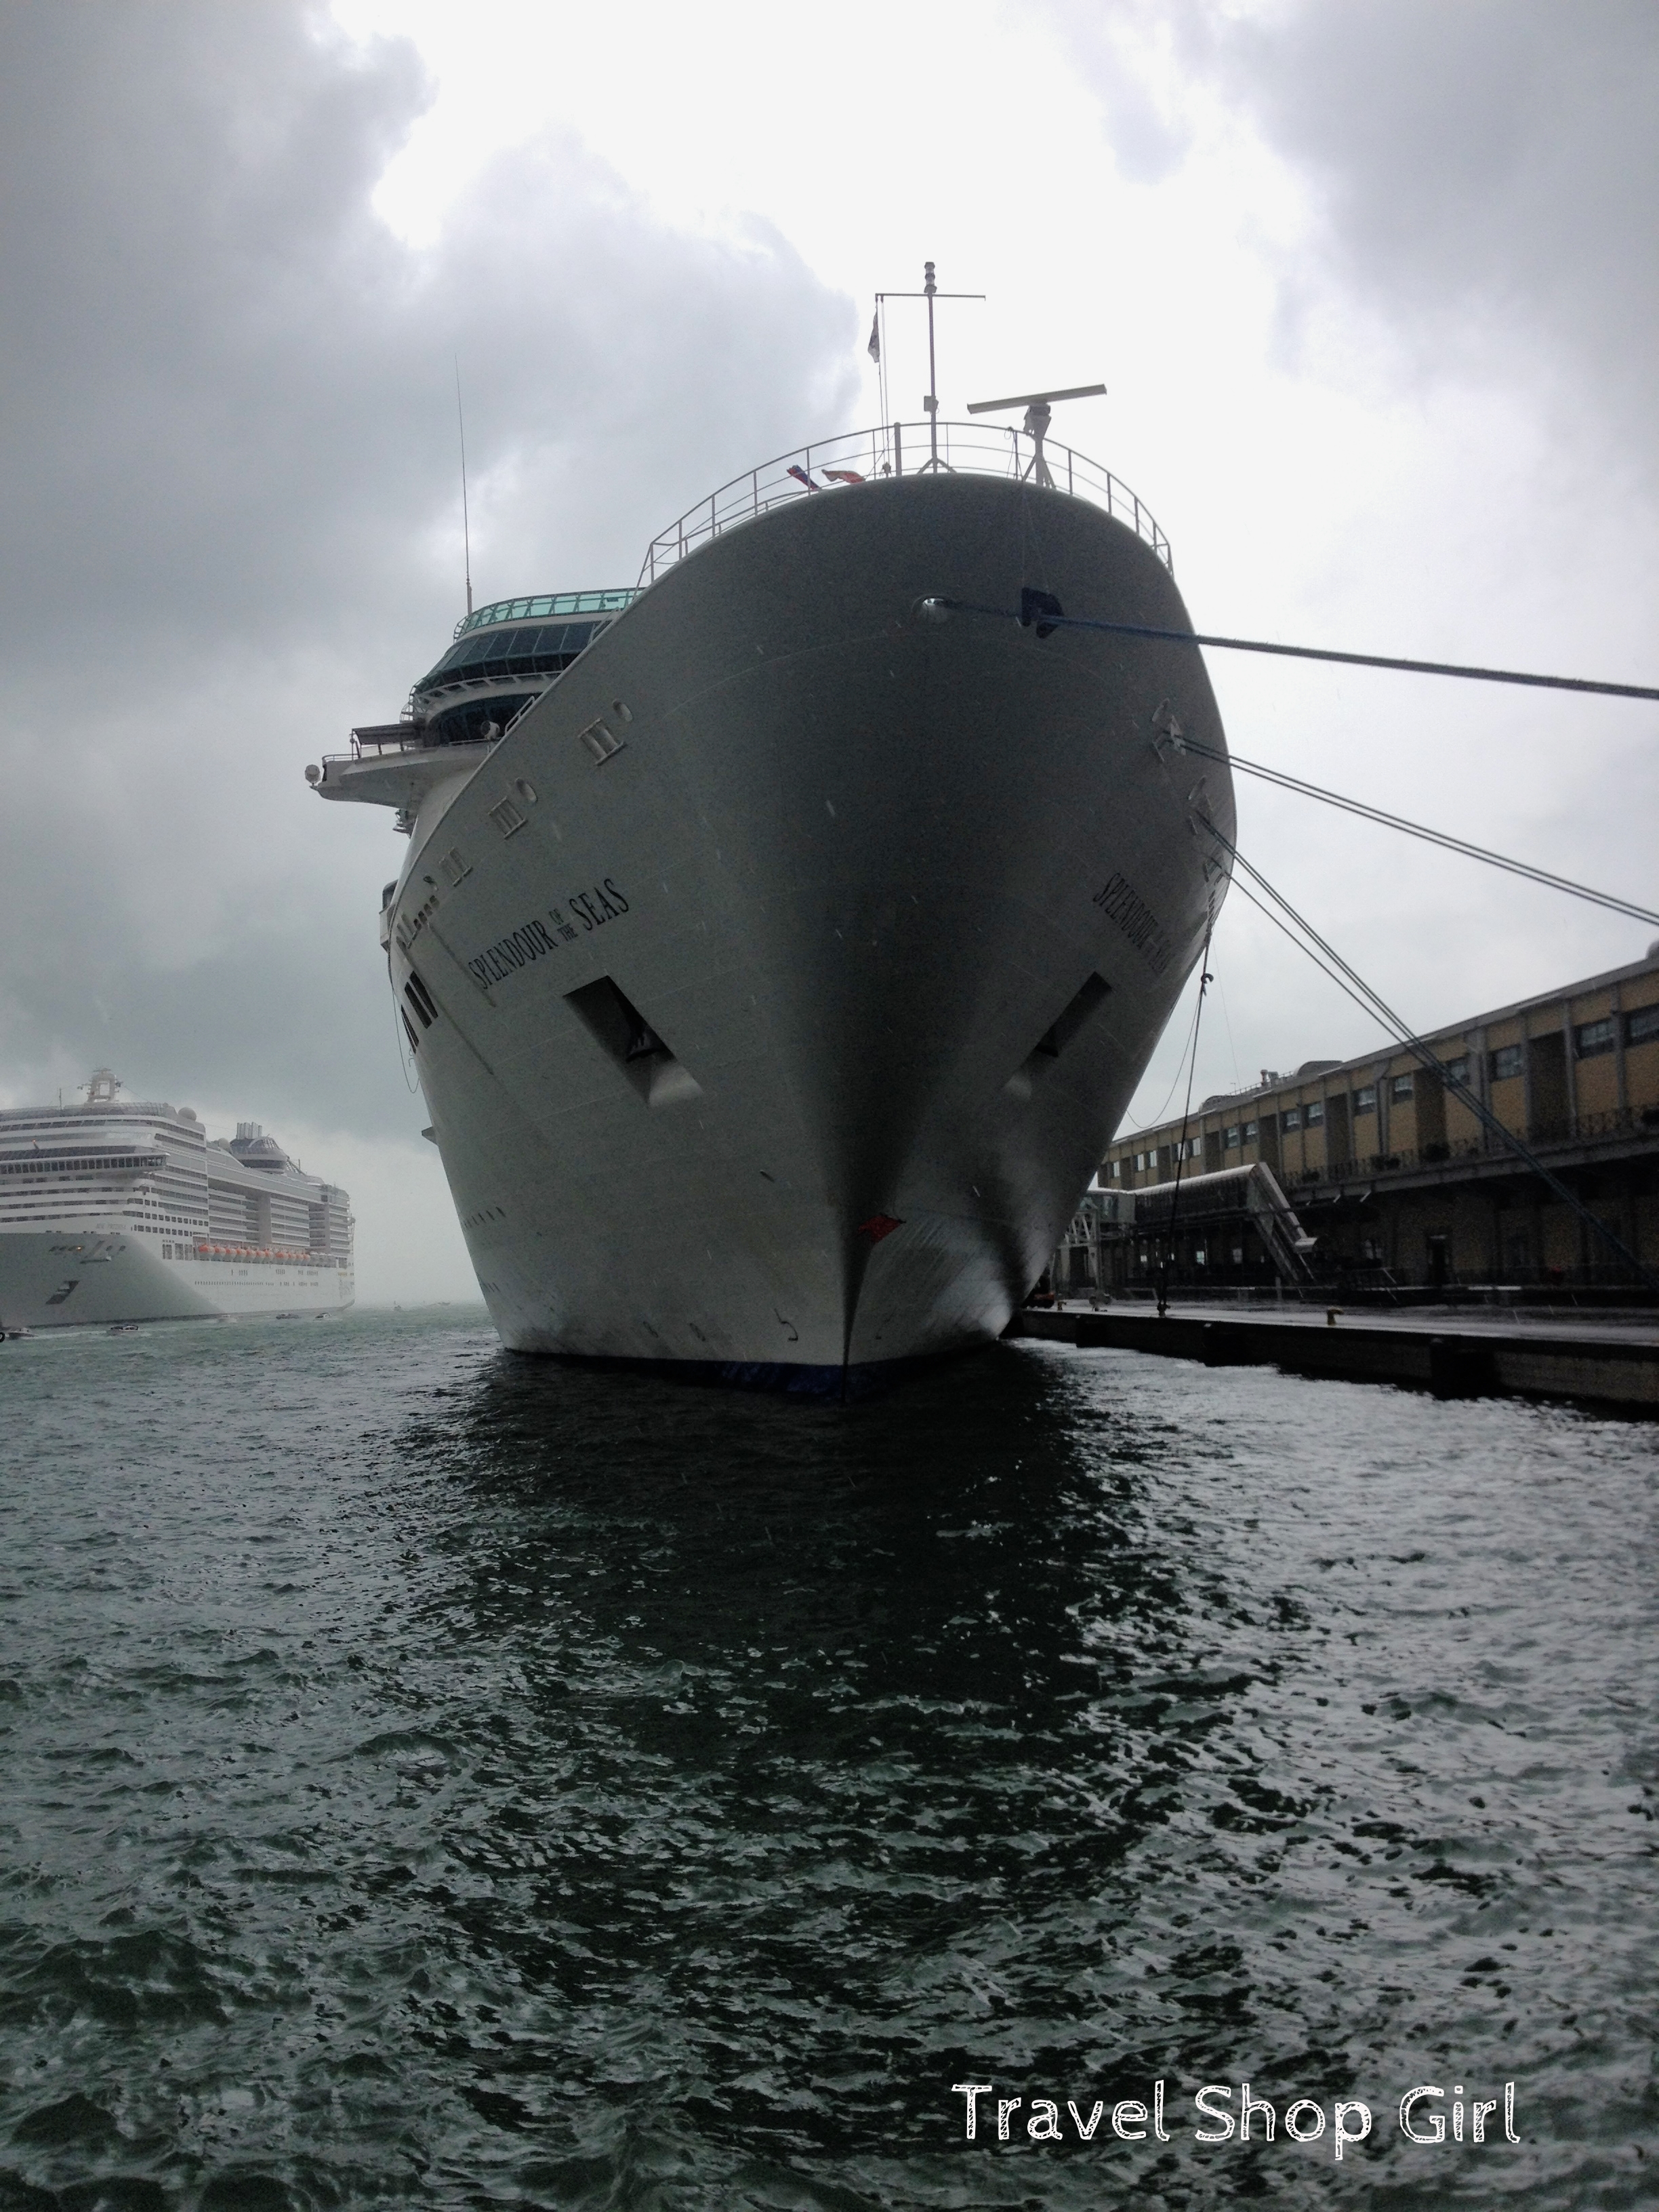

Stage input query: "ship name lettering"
[
  {"left": 395, "top": 890, "right": 440, "bottom": 956},
  {"left": 1092, "top": 870, "right": 1172, "bottom": 975},
  {"left": 570, "top": 878, "right": 630, "bottom": 932},
  {"left": 467, "top": 882, "right": 629, "bottom": 983},
  {"left": 468, "top": 916, "right": 560, "bottom": 986}
]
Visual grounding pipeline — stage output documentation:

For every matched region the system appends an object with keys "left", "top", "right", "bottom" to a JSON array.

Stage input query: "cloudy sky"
[{"left": 1, "top": 1, "right": 1654, "bottom": 1301}]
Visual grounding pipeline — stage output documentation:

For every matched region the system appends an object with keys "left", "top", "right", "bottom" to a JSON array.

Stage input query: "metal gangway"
[{"left": 1124, "top": 1162, "right": 1322, "bottom": 1288}]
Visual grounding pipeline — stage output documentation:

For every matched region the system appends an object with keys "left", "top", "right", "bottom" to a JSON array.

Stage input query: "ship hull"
[
  {"left": 0, "top": 1231, "right": 353, "bottom": 1330},
  {"left": 390, "top": 473, "right": 1233, "bottom": 1382}
]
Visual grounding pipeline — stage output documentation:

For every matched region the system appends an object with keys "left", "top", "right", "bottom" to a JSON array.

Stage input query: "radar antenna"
[
  {"left": 966, "top": 382, "right": 1107, "bottom": 488},
  {"left": 83, "top": 1068, "right": 121, "bottom": 1105}
]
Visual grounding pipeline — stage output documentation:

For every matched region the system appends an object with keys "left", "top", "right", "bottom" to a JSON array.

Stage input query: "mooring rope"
[
  {"left": 928, "top": 594, "right": 1659, "bottom": 703},
  {"left": 1159, "top": 919, "right": 1214, "bottom": 1318},
  {"left": 1204, "top": 825, "right": 1659, "bottom": 1297},
  {"left": 1166, "top": 735, "right": 1659, "bottom": 930}
]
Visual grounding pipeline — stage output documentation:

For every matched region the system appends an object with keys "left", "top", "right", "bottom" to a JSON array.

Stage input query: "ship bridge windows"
[
  {"left": 412, "top": 619, "right": 609, "bottom": 699},
  {"left": 426, "top": 695, "right": 537, "bottom": 748}
]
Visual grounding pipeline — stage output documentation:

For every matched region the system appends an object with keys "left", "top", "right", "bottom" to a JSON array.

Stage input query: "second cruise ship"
[{"left": 0, "top": 1071, "right": 353, "bottom": 1330}]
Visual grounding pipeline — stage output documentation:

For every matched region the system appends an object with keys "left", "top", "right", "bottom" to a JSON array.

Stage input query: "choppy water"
[{"left": 3, "top": 1309, "right": 1656, "bottom": 2210}]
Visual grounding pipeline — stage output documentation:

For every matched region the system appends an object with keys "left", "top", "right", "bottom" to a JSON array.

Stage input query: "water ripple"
[{"left": 1, "top": 1311, "right": 1654, "bottom": 2207}]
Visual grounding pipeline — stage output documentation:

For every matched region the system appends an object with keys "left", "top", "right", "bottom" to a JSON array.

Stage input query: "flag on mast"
[{"left": 867, "top": 312, "right": 880, "bottom": 365}]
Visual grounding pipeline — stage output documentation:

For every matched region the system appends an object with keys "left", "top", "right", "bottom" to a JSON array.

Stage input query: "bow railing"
[{"left": 637, "top": 421, "right": 1173, "bottom": 586}]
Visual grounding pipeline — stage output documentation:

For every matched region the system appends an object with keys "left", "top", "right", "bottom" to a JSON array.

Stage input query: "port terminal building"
[{"left": 1067, "top": 947, "right": 1659, "bottom": 1301}]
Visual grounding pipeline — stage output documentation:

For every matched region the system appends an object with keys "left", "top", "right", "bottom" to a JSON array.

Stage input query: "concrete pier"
[{"left": 1011, "top": 1302, "right": 1659, "bottom": 1413}]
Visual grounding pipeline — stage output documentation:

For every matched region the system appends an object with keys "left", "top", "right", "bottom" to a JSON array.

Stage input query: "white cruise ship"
[
  {"left": 0, "top": 1071, "right": 353, "bottom": 1330},
  {"left": 310, "top": 417, "right": 1233, "bottom": 1389}
]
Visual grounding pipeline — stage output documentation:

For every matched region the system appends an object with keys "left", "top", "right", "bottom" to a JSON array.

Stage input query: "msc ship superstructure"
[
  {"left": 0, "top": 1071, "right": 352, "bottom": 1329},
  {"left": 312, "top": 413, "right": 1233, "bottom": 1387}
]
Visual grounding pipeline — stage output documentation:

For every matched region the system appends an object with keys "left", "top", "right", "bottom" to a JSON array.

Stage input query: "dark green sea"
[{"left": 2, "top": 1308, "right": 1654, "bottom": 2209}]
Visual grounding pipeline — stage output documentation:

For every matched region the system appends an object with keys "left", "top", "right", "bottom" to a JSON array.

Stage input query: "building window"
[
  {"left": 1391, "top": 1073, "right": 1414, "bottom": 1101},
  {"left": 1488, "top": 1044, "right": 1524, "bottom": 1082},
  {"left": 1626, "top": 1002, "right": 1659, "bottom": 1046},
  {"left": 1282, "top": 1107, "right": 1300, "bottom": 1131},
  {"left": 1225, "top": 1125, "right": 1240, "bottom": 1149},
  {"left": 1353, "top": 1086, "right": 1376, "bottom": 1115},
  {"left": 1441, "top": 1053, "right": 1469, "bottom": 1084},
  {"left": 1244, "top": 1119, "right": 1258, "bottom": 1140},
  {"left": 1134, "top": 1151, "right": 1147, "bottom": 1172},
  {"left": 1183, "top": 1136, "right": 1201, "bottom": 1160},
  {"left": 1108, "top": 1160, "right": 1122, "bottom": 1179},
  {"left": 1305, "top": 1099, "right": 1324, "bottom": 1125},
  {"left": 1574, "top": 1017, "right": 1616, "bottom": 1059}
]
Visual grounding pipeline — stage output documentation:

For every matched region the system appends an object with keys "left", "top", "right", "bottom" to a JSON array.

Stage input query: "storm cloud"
[
  {"left": 3, "top": 1, "right": 1653, "bottom": 1293},
  {"left": 1200, "top": 1, "right": 1658, "bottom": 487},
  {"left": 1041, "top": 0, "right": 1659, "bottom": 1115},
  {"left": 0, "top": 2, "right": 855, "bottom": 1156}
]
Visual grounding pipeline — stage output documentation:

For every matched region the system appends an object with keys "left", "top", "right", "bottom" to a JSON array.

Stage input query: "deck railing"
[
  {"left": 1299, "top": 1105, "right": 1659, "bottom": 1187},
  {"left": 636, "top": 421, "right": 1173, "bottom": 586},
  {"left": 451, "top": 588, "right": 638, "bottom": 641}
]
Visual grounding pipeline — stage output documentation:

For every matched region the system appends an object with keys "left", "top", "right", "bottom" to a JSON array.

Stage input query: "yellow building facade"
[{"left": 1096, "top": 948, "right": 1659, "bottom": 1294}]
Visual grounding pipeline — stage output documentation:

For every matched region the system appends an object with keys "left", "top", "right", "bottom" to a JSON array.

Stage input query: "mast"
[
  {"left": 455, "top": 361, "right": 473, "bottom": 618},
  {"left": 924, "top": 262, "right": 938, "bottom": 467},
  {"left": 873, "top": 261, "right": 984, "bottom": 471}
]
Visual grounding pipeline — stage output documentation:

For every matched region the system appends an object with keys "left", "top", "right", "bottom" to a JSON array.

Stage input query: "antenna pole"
[
  {"left": 455, "top": 360, "right": 473, "bottom": 617},
  {"left": 924, "top": 260, "right": 939, "bottom": 467},
  {"left": 873, "top": 264, "right": 985, "bottom": 473}
]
